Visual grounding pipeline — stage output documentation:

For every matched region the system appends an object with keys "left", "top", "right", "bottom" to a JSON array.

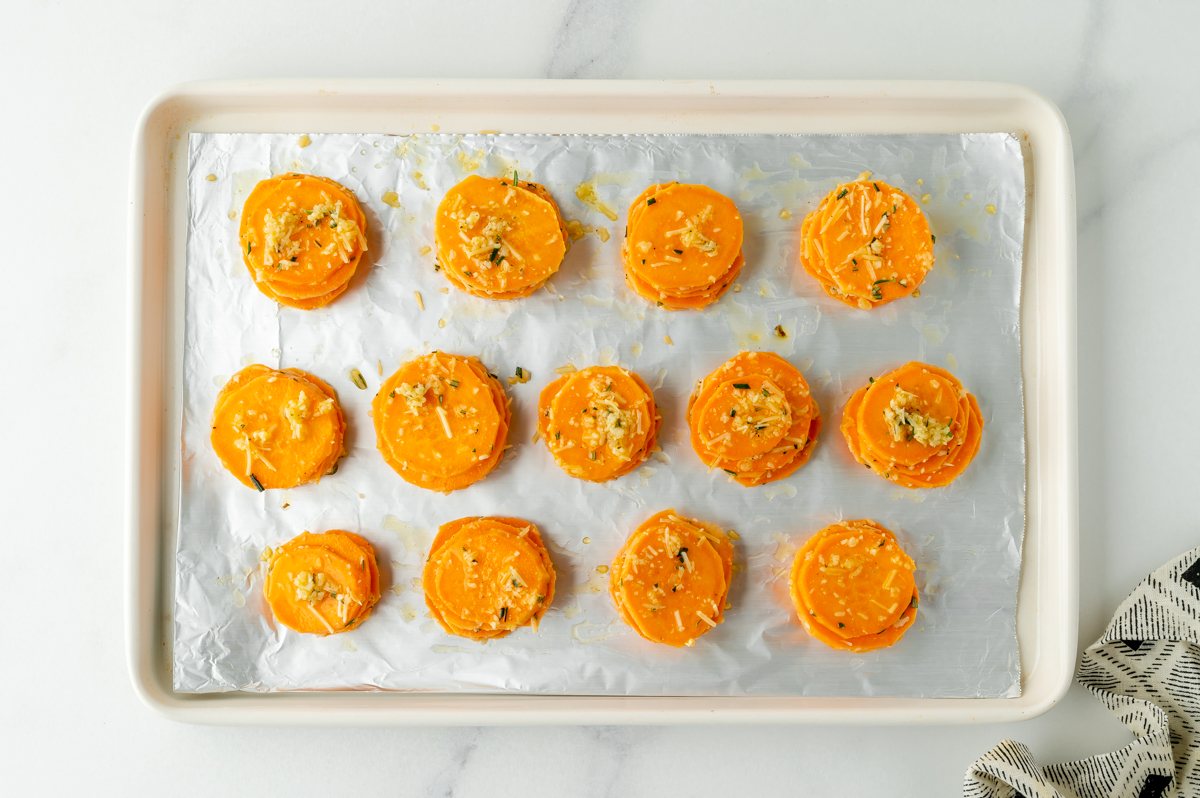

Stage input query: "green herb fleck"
[
  {"left": 249, "top": 474, "right": 264, "bottom": 492},
  {"left": 836, "top": 188, "right": 848, "bottom": 200},
  {"left": 732, "top": 383, "right": 750, "bottom": 390},
  {"left": 647, "top": 197, "right": 656, "bottom": 205}
]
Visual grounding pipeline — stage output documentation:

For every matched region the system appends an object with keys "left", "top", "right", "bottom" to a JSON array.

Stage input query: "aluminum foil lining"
[{"left": 176, "top": 131, "right": 1025, "bottom": 697}]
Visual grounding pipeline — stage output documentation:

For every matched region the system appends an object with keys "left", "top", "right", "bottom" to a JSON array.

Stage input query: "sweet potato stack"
[
  {"left": 789, "top": 519, "right": 918, "bottom": 653},
  {"left": 536, "top": 365, "right": 661, "bottom": 482},
  {"left": 622, "top": 183, "right": 744, "bottom": 310},
  {"left": 800, "top": 177, "right": 933, "bottom": 310},
  {"left": 423, "top": 516, "right": 556, "bottom": 640},
  {"left": 609, "top": 510, "right": 735, "bottom": 647},
  {"left": 211, "top": 365, "right": 346, "bottom": 491},
  {"left": 687, "top": 351, "right": 821, "bottom": 487},
  {"left": 263, "top": 530, "right": 382, "bottom": 636},
  {"left": 372, "top": 352, "right": 511, "bottom": 493},
  {"left": 841, "top": 361, "right": 983, "bottom": 489},
  {"left": 434, "top": 174, "right": 569, "bottom": 299},
  {"left": 239, "top": 173, "right": 368, "bottom": 309}
]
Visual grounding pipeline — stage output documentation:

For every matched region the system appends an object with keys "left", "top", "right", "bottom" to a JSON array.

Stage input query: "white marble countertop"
[{"left": 3, "top": 1, "right": 1198, "bottom": 795}]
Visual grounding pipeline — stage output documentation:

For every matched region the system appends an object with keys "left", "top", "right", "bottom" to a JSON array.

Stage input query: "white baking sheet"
[{"left": 176, "top": 131, "right": 1025, "bottom": 697}]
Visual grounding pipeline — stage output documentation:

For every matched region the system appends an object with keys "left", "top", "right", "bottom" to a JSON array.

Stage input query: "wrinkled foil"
[{"left": 176, "top": 132, "right": 1025, "bottom": 696}]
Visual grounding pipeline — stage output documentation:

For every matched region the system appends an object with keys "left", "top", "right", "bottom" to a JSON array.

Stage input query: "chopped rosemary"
[
  {"left": 732, "top": 383, "right": 750, "bottom": 390},
  {"left": 249, "top": 474, "right": 265, "bottom": 492}
]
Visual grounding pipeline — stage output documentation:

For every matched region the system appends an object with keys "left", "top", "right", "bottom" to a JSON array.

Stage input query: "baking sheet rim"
[{"left": 126, "top": 78, "right": 1078, "bottom": 724}]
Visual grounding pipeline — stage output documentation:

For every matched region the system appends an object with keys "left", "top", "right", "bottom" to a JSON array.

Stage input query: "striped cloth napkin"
[{"left": 964, "top": 546, "right": 1200, "bottom": 798}]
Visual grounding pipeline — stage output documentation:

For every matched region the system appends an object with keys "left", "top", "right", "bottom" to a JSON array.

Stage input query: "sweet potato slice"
[
  {"left": 694, "top": 375, "right": 792, "bottom": 461},
  {"left": 289, "top": 531, "right": 378, "bottom": 613},
  {"left": 841, "top": 362, "right": 983, "bottom": 488},
  {"left": 374, "top": 352, "right": 504, "bottom": 480},
  {"left": 624, "top": 250, "right": 743, "bottom": 310},
  {"left": 729, "top": 406, "right": 823, "bottom": 487},
  {"left": 610, "top": 510, "right": 733, "bottom": 647},
  {"left": 423, "top": 517, "right": 554, "bottom": 639},
  {"left": 239, "top": 174, "right": 367, "bottom": 307},
  {"left": 797, "top": 525, "right": 916, "bottom": 638},
  {"left": 796, "top": 589, "right": 919, "bottom": 653},
  {"left": 882, "top": 394, "right": 984, "bottom": 489},
  {"left": 434, "top": 175, "right": 566, "bottom": 298},
  {"left": 337, "top": 531, "right": 381, "bottom": 605},
  {"left": 788, "top": 520, "right": 919, "bottom": 652},
  {"left": 211, "top": 366, "right": 343, "bottom": 490},
  {"left": 285, "top": 370, "right": 347, "bottom": 479},
  {"left": 626, "top": 184, "right": 742, "bottom": 292},
  {"left": 814, "top": 180, "right": 932, "bottom": 309},
  {"left": 253, "top": 277, "right": 352, "bottom": 310},
  {"left": 264, "top": 543, "right": 369, "bottom": 635},
  {"left": 799, "top": 196, "right": 865, "bottom": 308},
  {"left": 687, "top": 352, "right": 819, "bottom": 482},
  {"left": 537, "top": 375, "right": 571, "bottom": 444},
  {"left": 855, "top": 362, "right": 965, "bottom": 468},
  {"left": 542, "top": 366, "right": 656, "bottom": 482}
]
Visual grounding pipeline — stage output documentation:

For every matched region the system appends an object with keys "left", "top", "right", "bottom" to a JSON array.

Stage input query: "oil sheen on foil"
[{"left": 176, "top": 132, "right": 1026, "bottom": 696}]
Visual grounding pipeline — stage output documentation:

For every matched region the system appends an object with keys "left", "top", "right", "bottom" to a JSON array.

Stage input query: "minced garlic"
[
  {"left": 282, "top": 391, "right": 311, "bottom": 439},
  {"left": 883, "top": 387, "right": 953, "bottom": 447},
  {"left": 666, "top": 205, "right": 718, "bottom": 255},
  {"left": 396, "top": 382, "right": 428, "bottom": 413}
]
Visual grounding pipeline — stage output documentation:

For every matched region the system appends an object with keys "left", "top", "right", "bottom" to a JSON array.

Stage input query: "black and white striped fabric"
[{"left": 964, "top": 546, "right": 1200, "bottom": 798}]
